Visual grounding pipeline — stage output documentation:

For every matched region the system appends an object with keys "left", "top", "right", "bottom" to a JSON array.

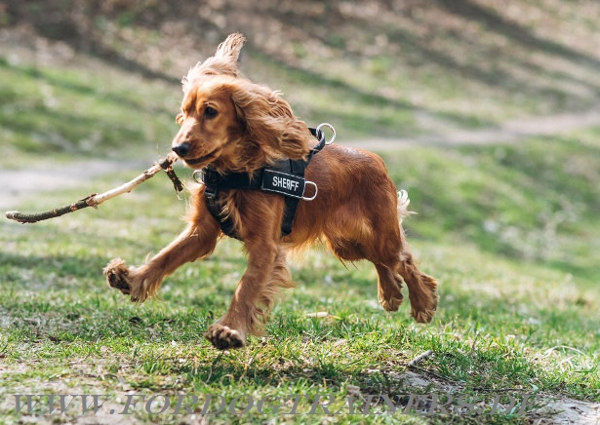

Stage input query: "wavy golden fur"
[{"left": 104, "top": 33, "right": 438, "bottom": 350}]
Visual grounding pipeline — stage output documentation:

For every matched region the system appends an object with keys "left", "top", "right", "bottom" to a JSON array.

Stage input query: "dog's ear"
[
  {"left": 183, "top": 33, "right": 246, "bottom": 93},
  {"left": 214, "top": 33, "right": 246, "bottom": 63},
  {"left": 229, "top": 81, "right": 311, "bottom": 161}
]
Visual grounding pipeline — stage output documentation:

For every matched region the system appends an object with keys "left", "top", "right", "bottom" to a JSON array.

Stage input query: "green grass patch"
[
  {"left": 1, "top": 38, "right": 598, "bottom": 423},
  {"left": 382, "top": 127, "right": 600, "bottom": 284},
  {"left": 1, "top": 132, "right": 598, "bottom": 423},
  {"left": 0, "top": 56, "right": 178, "bottom": 166}
]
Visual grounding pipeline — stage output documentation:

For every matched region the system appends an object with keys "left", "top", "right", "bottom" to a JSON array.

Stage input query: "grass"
[
  {"left": 5, "top": 0, "right": 600, "bottom": 150},
  {"left": 0, "top": 56, "right": 177, "bottom": 167},
  {"left": 1, "top": 10, "right": 599, "bottom": 422},
  {"left": 1, "top": 130, "right": 599, "bottom": 423},
  {"left": 382, "top": 130, "right": 600, "bottom": 284}
]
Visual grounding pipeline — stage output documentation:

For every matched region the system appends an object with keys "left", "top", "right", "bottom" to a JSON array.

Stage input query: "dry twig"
[
  {"left": 408, "top": 350, "right": 433, "bottom": 368},
  {"left": 5, "top": 153, "right": 182, "bottom": 224}
]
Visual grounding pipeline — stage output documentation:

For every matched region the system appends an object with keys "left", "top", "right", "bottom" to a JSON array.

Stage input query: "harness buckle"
[
  {"left": 302, "top": 181, "right": 318, "bottom": 201},
  {"left": 192, "top": 170, "right": 204, "bottom": 184},
  {"left": 193, "top": 170, "right": 218, "bottom": 199},
  {"left": 204, "top": 186, "right": 217, "bottom": 200}
]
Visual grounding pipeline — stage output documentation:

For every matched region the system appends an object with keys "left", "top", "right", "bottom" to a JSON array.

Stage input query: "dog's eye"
[
  {"left": 204, "top": 106, "right": 218, "bottom": 119},
  {"left": 175, "top": 113, "right": 184, "bottom": 125}
]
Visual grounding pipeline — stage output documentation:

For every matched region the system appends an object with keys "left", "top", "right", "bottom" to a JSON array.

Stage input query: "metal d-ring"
[
  {"left": 302, "top": 181, "right": 318, "bottom": 201},
  {"left": 192, "top": 170, "right": 204, "bottom": 184},
  {"left": 316, "top": 123, "right": 336, "bottom": 145}
]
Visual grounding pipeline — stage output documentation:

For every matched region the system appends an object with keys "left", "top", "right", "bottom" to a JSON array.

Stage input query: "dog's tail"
[{"left": 397, "top": 189, "right": 414, "bottom": 223}]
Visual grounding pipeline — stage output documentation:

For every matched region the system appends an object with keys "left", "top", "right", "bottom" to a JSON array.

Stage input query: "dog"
[{"left": 104, "top": 33, "right": 438, "bottom": 350}]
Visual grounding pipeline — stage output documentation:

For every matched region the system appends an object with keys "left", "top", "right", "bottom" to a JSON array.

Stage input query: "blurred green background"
[{"left": 1, "top": 0, "right": 598, "bottom": 280}]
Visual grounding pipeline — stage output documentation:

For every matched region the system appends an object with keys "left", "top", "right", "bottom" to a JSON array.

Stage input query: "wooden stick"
[
  {"left": 5, "top": 153, "right": 182, "bottom": 224},
  {"left": 408, "top": 350, "right": 433, "bottom": 368}
]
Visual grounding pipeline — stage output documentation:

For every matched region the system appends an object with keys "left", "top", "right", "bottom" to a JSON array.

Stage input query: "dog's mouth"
[{"left": 184, "top": 149, "right": 220, "bottom": 167}]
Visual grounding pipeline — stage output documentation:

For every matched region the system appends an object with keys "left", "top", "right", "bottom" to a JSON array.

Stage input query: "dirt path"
[
  {"left": 540, "top": 397, "right": 600, "bottom": 424},
  {"left": 343, "top": 106, "right": 600, "bottom": 150},
  {"left": 0, "top": 159, "right": 149, "bottom": 211}
]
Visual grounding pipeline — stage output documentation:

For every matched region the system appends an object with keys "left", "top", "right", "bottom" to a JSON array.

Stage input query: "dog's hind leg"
[
  {"left": 393, "top": 251, "right": 438, "bottom": 323},
  {"left": 370, "top": 248, "right": 437, "bottom": 322},
  {"left": 391, "top": 191, "right": 438, "bottom": 322},
  {"left": 364, "top": 191, "right": 438, "bottom": 322},
  {"left": 375, "top": 263, "right": 404, "bottom": 312},
  {"left": 370, "top": 228, "right": 438, "bottom": 322},
  {"left": 325, "top": 236, "right": 405, "bottom": 313}
]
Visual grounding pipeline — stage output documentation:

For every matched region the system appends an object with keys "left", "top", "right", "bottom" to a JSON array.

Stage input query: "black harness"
[{"left": 197, "top": 127, "right": 327, "bottom": 240}]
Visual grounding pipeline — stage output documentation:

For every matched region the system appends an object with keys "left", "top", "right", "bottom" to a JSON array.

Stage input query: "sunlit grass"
[
  {"left": 1, "top": 133, "right": 598, "bottom": 423},
  {"left": 1, "top": 38, "right": 599, "bottom": 423}
]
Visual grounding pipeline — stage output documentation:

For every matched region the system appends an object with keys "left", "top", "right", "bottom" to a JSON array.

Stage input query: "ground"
[{"left": 2, "top": 125, "right": 599, "bottom": 424}]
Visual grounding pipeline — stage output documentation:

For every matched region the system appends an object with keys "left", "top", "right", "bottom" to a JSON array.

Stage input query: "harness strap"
[
  {"left": 278, "top": 157, "right": 307, "bottom": 236},
  {"left": 203, "top": 127, "right": 326, "bottom": 240},
  {"left": 202, "top": 169, "right": 250, "bottom": 238}
]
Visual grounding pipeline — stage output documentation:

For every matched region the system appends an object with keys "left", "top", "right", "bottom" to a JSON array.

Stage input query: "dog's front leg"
[
  {"left": 204, "top": 239, "right": 279, "bottom": 350},
  {"left": 104, "top": 199, "right": 221, "bottom": 302}
]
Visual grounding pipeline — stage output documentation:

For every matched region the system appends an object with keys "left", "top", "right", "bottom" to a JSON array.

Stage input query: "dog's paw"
[
  {"left": 204, "top": 324, "right": 246, "bottom": 350},
  {"left": 103, "top": 258, "right": 149, "bottom": 303},
  {"left": 104, "top": 258, "right": 131, "bottom": 294},
  {"left": 379, "top": 294, "right": 404, "bottom": 312},
  {"left": 410, "top": 275, "right": 438, "bottom": 323},
  {"left": 411, "top": 295, "right": 438, "bottom": 324},
  {"left": 411, "top": 295, "right": 438, "bottom": 323},
  {"left": 411, "top": 308, "right": 436, "bottom": 323}
]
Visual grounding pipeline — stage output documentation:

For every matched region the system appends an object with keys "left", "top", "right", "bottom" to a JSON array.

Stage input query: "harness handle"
[{"left": 316, "top": 123, "right": 336, "bottom": 145}]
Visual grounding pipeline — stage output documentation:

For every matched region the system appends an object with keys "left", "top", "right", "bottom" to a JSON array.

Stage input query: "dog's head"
[
  {"left": 172, "top": 34, "right": 311, "bottom": 173},
  {"left": 172, "top": 76, "right": 311, "bottom": 172}
]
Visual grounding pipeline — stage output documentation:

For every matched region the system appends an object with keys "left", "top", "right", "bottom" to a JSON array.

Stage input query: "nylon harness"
[{"left": 199, "top": 128, "right": 327, "bottom": 240}]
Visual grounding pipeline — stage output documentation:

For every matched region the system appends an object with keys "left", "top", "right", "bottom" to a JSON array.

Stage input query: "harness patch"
[{"left": 261, "top": 169, "right": 305, "bottom": 198}]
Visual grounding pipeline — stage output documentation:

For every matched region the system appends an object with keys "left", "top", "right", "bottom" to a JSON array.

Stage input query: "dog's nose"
[{"left": 172, "top": 143, "right": 191, "bottom": 157}]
